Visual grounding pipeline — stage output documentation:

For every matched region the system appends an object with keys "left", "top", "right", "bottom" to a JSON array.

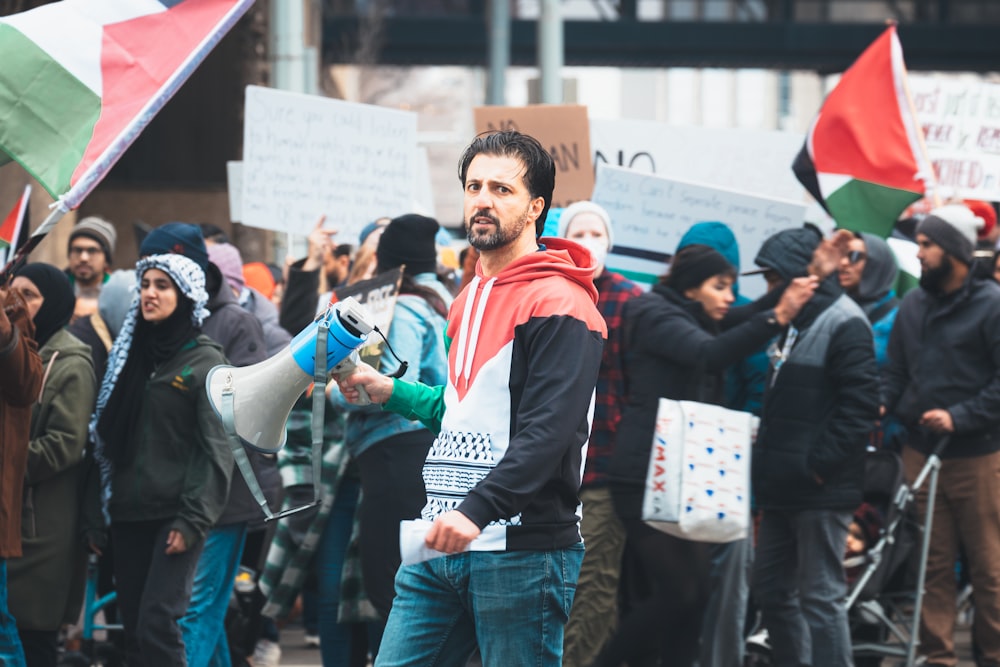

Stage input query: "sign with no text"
[{"left": 473, "top": 105, "right": 593, "bottom": 209}]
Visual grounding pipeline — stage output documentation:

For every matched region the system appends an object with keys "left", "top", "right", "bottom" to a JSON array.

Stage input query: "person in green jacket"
[
  {"left": 89, "top": 253, "right": 233, "bottom": 666},
  {"left": 7, "top": 263, "right": 95, "bottom": 667}
]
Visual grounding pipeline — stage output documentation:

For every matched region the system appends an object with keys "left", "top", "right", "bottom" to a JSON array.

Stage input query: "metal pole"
[
  {"left": 487, "top": 0, "right": 510, "bottom": 105},
  {"left": 538, "top": 0, "right": 563, "bottom": 104},
  {"left": 269, "top": 0, "right": 308, "bottom": 93}
]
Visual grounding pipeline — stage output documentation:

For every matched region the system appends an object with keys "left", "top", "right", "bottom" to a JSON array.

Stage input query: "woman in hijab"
[
  {"left": 89, "top": 254, "right": 233, "bottom": 666},
  {"left": 7, "top": 264, "right": 94, "bottom": 667},
  {"left": 600, "top": 245, "right": 815, "bottom": 667}
]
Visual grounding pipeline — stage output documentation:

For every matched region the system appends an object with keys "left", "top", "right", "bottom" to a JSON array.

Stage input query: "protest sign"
[
  {"left": 473, "top": 105, "right": 593, "bottom": 208},
  {"left": 590, "top": 119, "right": 807, "bottom": 203},
  {"left": 591, "top": 164, "right": 806, "bottom": 298},
  {"left": 227, "top": 161, "right": 243, "bottom": 223},
  {"left": 242, "top": 86, "right": 417, "bottom": 240},
  {"left": 909, "top": 74, "right": 1000, "bottom": 201},
  {"left": 329, "top": 267, "right": 403, "bottom": 370}
]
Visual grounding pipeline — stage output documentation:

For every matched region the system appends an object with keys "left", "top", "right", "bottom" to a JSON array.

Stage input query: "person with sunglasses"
[{"left": 838, "top": 233, "right": 904, "bottom": 451}]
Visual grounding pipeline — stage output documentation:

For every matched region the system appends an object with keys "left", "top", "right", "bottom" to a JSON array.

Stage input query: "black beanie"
[
  {"left": 139, "top": 222, "right": 210, "bottom": 272},
  {"left": 376, "top": 214, "right": 440, "bottom": 277},
  {"left": 15, "top": 263, "right": 75, "bottom": 347},
  {"left": 666, "top": 245, "right": 735, "bottom": 293}
]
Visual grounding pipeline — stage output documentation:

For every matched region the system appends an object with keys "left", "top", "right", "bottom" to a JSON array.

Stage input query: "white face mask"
[{"left": 576, "top": 237, "right": 609, "bottom": 268}]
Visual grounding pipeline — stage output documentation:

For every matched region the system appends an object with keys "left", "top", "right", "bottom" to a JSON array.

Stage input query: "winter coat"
[
  {"left": 608, "top": 284, "right": 785, "bottom": 520},
  {"left": 885, "top": 275, "right": 1000, "bottom": 459},
  {"left": 753, "top": 279, "right": 880, "bottom": 511},
  {"left": 0, "top": 298, "right": 43, "bottom": 558},
  {"left": 242, "top": 286, "right": 291, "bottom": 357},
  {"left": 104, "top": 335, "right": 234, "bottom": 548},
  {"left": 8, "top": 328, "right": 95, "bottom": 629}
]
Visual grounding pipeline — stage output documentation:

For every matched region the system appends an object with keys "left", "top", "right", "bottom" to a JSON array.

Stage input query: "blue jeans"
[
  {"left": 752, "top": 509, "right": 852, "bottom": 667},
  {"left": 180, "top": 522, "right": 248, "bottom": 667},
  {"left": 375, "top": 545, "right": 585, "bottom": 667},
  {"left": 0, "top": 560, "right": 26, "bottom": 667},
  {"left": 701, "top": 537, "right": 751, "bottom": 667},
  {"left": 317, "top": 474, "right": 362, "bottom": 667}
]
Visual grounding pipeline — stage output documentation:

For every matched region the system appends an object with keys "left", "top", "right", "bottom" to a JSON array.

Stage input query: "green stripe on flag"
[
  {"left": 611, "top": 267, "right": 659, "bottom": 286},
  {"left": 895, "top": 270, "right": 919, "bottom": 296},
  {"left": 0, "top": 24, "right": 101, "bottom": 198},
  {"left": 824, "top": 179, "right": 922, "bottom": 239}
]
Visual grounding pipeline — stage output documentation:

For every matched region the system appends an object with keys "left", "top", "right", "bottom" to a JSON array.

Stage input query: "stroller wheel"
[
  {"left": 57, "top": 652, "right": 90, "bottom": 667},
  {"left": 744, "top": 633, "right": 772, "bottom": 667}
]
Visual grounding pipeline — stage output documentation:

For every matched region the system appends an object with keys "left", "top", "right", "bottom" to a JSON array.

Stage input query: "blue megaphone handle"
[{"left": 289, "top": 308, "right": 367, "bottom": 376}]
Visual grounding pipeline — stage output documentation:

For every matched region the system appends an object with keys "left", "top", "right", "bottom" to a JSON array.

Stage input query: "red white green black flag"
[{"left": 793, "top": 25, "right": 936, "bottom": 238}]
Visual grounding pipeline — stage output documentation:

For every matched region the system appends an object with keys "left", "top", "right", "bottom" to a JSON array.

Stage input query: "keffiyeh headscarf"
[{"left": 89, "top": 253, "right": 210, "bottom": 520}]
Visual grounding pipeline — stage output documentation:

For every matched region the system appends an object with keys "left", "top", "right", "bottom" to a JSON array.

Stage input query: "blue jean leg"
[
  {"left": 317, "top": 474, "right": 361, "bottom": 667},
  {"left": 753, "top": 509, "right": 852, "bottom": 667},
  {"left": 0, "top": 560, "right": 26, "bottom": 667},
  {"left": 376, "top": 545, "right": 584, "bottom": 667},
  {"left": 179, "top": 522, "right": 248, "bottom": 667}
]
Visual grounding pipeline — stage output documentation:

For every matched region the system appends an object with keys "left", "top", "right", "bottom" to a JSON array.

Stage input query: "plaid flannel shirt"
[{"left": 584, "top": 270, "right": 644, "bottom": 488}]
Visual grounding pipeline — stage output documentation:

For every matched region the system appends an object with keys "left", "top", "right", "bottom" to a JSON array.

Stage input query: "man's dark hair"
[
  {"left": 458, "top": 131, "right": 555, "bottom": 237},
  {"left": 333, "top": 243, "right": 353, "bottom": 259}
]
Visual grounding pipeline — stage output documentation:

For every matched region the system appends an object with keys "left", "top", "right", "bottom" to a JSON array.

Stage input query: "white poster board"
[
  {"left": 909, "top": 74, "right": 1000, "bottom": 202},
  {"left": 590, "top": 119, "right": 807, "bottom": 203},
  {"left": 592, "top": 164, "right": 807, "bottom": 298},
  {"left": 241, "top": 85, "right": 418, "bottom": 240},
  {"left": 227, "top": 160, "right": 243, "bottom": 223}
]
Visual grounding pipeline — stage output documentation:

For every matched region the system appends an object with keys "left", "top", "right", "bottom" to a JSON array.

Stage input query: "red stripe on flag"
[
  {"left": 70, "top": 0, "right": 240, "bottom": 187},
  {"left": 810, "top": 26, "right": 923, "bottom": 194},
  {"left": 0, "top": 186, "right": 29, "bottom": 249}
]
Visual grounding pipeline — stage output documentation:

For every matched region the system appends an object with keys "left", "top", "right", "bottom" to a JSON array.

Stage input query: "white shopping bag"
[{"left": 642, "top": 399, "right": 755, "bottom": 543}]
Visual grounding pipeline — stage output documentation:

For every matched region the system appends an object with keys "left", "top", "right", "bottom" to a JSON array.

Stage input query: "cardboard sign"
[
  {"left": 242, "top": 86, "right": 417, "bottom": 240},
  {"left": 591, "top": 164, "right": 806, "bottom": 298},
  {"left": 590, "top": 119, "right": 807, "bottom": 203},
  {"left": 909, "top": 74, "right": 1000, "bottom": 201},
  {"left": 473, "top": 105, "right": 593, "bottom": 208}
]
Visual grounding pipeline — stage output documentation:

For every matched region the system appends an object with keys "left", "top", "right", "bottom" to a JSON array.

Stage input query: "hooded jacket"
[
  {"left": 385, "top": 237, "right": 606, "bottom": 551},
  {"left": 752, "top": 237, "right": 879, "bottom": 511},
  {"left": 851, "top": 233, "right": 900, "bottom": 368}
]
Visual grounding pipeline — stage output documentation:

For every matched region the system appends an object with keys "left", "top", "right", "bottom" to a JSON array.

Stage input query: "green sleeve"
[{"left": 384, "top": 379, "right": 446, "bottom": 435}]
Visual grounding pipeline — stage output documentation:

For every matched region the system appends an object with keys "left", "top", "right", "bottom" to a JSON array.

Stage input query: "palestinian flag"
[
  {"left": 793, "top": 25, "right": 935, "bottom": 238},
  {"left": 0, "top": 185, "right": 30, "bottom": 267},
  {"left": 0, "top": 0, "right": 253, "bottom": 209}
]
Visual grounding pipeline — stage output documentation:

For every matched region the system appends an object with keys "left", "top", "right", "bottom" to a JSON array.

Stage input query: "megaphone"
[{"left": 206, "top": 297, "right": 374, "bottom": 453}]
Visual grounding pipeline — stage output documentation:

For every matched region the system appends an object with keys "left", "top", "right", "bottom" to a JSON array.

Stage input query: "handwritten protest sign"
[
  {"left": 474, "top": 105, "right": 593, "bottom": 208},
  {"left": 227, "top": 161, "right": 243, "bottom": 223},
  {"left": 590, "top": 119, "right": 807, "bottom": 202},
  {"left": 909, "top": 74, "right": 1000, "bottom": 201},
  {"left": 242, "top": 86, "right": 417, "bottom": 240},
  {"left": 591, "top": 164, "right": 806, "bottom": 298}
]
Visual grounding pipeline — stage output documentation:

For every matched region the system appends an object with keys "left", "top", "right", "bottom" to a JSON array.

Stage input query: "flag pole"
[
  {"left": 892, "top": 20, "right": 942, "bottom": 207},
  {"left": 0, "top": 201, "right": 68, "bottom": 285}
]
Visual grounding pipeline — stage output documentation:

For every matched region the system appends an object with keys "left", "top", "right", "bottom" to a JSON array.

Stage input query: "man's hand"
[
  {"left": 808, "top": 229, "right": 854, "bottom": 279},
  {"left": 302, "top": 215, "right": 338, "bottom": 272},
  {"left": 425, "top": 510, "right": 481, "bottom": 553},
  {"left": 336, "top": 360, "right": 394, "bottom": 405},
  {"left": 165, "top": 530, "right": 188, "bottom": 555},
  {"left": 920, "top": 409, "right": 954, "bottom": 433},
  {"left": 773, "top": 276, "right": 819, "bottom": 325}
]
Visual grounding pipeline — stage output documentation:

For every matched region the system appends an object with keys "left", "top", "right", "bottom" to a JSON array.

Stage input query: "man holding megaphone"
[{"left": 337, "top": 131, "right": 607, "bottom": 667}]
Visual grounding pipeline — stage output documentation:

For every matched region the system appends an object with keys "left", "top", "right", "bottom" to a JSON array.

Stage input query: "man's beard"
[
  {"left": 466, "top": 209, "right": 531, "bottom": 251},
  {"left": 919, "top": 257, "right": 954, "bottom": 294}
]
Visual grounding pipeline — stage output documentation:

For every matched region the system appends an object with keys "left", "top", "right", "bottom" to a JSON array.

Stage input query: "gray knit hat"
[
  {"left": 916, "top": 204, "right": 984, "bottom": 265},
  {"left": 69, "top": 216, "right": 117, "bottom": 264}
]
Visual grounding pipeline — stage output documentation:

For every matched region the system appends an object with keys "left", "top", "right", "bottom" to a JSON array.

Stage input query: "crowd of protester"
[{"left": 0, "top": 130, "right": 998, "bottom": 667}]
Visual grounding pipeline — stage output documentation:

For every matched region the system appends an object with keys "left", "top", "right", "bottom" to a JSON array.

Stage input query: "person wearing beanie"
[
  {"left": 558, "top": 201, "right": 643, "bottom": 667},
  {"left": 139, "top": 222, "right": 210, "bottom": 272},
  {"left": 317, "top": 212, "right": 454, "bottom": 653},
  {"left": 599, "top": 245, "right": 817, "bottom": 667},
  {"left": 7, "top": 264, "right": 94, "bottom": 667},
  {"left": 87, "top": 253, "right": 232, "bottom": 666},
  {"left": 883, "top": 202, "right": 1000, "bottom": 666},
  {"left": 749, "top": 223, "right": 880, "bottom": 667},
  {"left": 66, "top": 216, "right": 117, "bottom": 323}
]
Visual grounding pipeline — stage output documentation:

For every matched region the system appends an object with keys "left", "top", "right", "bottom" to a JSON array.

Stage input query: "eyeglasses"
[
  {"left": 846, "top": 250, "right": 867, "bottom": 264},
  {"left": 69, "top": 246, "right": 103, "bottom": 257}
]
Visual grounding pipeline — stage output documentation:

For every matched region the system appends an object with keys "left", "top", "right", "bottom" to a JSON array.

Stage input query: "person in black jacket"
[
  {"left": 599, "top": 244, "right": 816, "bottom": 667},
  {"left": 884, "top": 204, "right": 1000, "bottom": 667},
  {"left": 750, "top": 226, "right": 880, "bottom": 667}
]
